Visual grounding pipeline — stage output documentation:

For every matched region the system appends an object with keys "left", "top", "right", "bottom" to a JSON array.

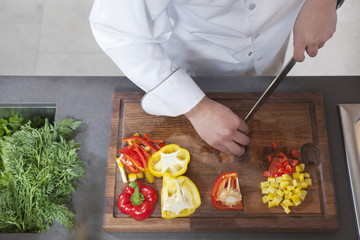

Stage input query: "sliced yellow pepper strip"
[
  {"left": 161, "top": 172, "right": 201, "bottom": 218},
  {"left": 148, "top": 144, "right": 190, "bottom": 177}
]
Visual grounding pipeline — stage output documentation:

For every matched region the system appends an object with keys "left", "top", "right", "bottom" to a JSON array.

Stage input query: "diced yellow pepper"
[
  {"left": 300, "top": 181, "right": 308, "bottom": 189},
  {"left": 275, "top": 177, "right": 282, "bottom": 183},
  {"left": 261, "top": 187, "right": 269, "bottom": 194},
  {"left": 280, "top": 202, "right": 291, "bottom": 214},
  {"left": 294, "top": 187, "right": 302, "bottom": 195},
  {"left": 270, "top": 181, "right": 279, "bottom": 188},
  {"left": 298, "top": 190, "right": 308, "bottom": 201},
  {"left": 283, "top": 199, "right": 294, "bottom": 207},
  {"left": 276, "top": 189, "right": 284, "bottom": 198},
  {"left": 305, "top": 178, "right": 312, "bottom": 186},
  {"left": 281, "top": 174, "right": 292, "bottom": 181},
  {"left": 273, "top": 195, "right": 282, "bottom": 206},
  {"left": 262, "top": 195, "right": 270, "bottom": 204},
  {"left": 261, "top": 181, "right": 270, "bottom": 188},
  {"left": 292, "top": 179, "right": 298, "bottom": 187},
  {"left": 279, "top": 181, "right": 290, "bottom": 190},
  {"left": 268, "top": 177, "right": 276, "bottom": 183},
  {"left": 295, "top": 165, "right": 302, "bottom": 173},
  {"left": 268, "top": 200, "right": 277, "bottom": 208},
  {"left": 291, "top": 194, "right": 302, "bottom": 206},
  {"left": 268, "top": 193, "right": 275, "bottom": 201},
  {"left": 304, "top": 172, "right": 311, "bottom": 178},
  {"left": 128, "top": 173, "right": 137, "bottom": 182},
  {"left": 284, "top": 190, "right": 292, "bottom": 199},
  {"left": 299, "top": 173, "right": 305, "bottom": 182},
  {"left": 268, "top": 186, "right": 277, "bottom": 194},
  {"left": 137, "top": 172, "right": 144, "bottom": 178},
  {"left": 300, "top": 163, "right": 305, "bottom": 171},
  {"left": 292, "top": 172, "right": 300, "bottom": 179},
  {"left": 286, "top": 185, "right": 295, "bottom": 191}
]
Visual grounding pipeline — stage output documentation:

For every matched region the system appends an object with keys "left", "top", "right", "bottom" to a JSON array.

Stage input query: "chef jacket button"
[
  {"left": 248, "top": 3, "right": 256, "bottom": 10},
  {"left": 248, "top": 51, "right": 253, "bottom": 56}
]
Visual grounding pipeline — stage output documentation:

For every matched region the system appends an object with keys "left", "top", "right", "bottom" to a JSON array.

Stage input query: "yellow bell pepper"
[
  {"left": 161, "top": 172, "right": 201, "bottom": 218},
  {"left": 148, "top": 144, "right": 190, "bottom": 177}
]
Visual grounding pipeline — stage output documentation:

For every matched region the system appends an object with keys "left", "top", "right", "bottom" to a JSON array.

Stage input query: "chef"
[{"left": 89, "top": 0, "right": 341, "bottom": 156}]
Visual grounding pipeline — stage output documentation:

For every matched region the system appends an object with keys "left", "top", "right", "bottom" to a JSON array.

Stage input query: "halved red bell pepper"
[
  {"left": 117, "top": 181, "right": 158, "bottom": 221},
  {"left": 211, "top": 172, "right": 243, "bottom": 210}
]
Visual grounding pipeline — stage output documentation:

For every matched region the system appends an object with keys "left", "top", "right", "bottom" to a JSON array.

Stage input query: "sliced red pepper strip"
[
  {"left": 119, "top": 154, "right": 139, "bottom": 174},
  {"left": 120, "top": 146, "right": 145, "bottom": 172},
  {"left": 123, "top": 136, "right": 159, "bottom": 154},
  {"left": 143, "top": 133, "right": 164, "bottom": 144},
  {"left": 211, "top": 172, "right": 243, "bottom": 210},
  {"left": 130, "top": 144, "right": 148, "bottom": 169}
]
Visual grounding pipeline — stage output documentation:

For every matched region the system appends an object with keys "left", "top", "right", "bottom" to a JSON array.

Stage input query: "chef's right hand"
[{"left": 185, "top": 96, "right": 250, "bottom": 156}]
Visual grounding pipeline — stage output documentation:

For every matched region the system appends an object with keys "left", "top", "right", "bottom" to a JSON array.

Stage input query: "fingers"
[
  {"left": 225, "top": 141, "right": 246, "bottom": 156},
  {"left": 294, "top": 39, "right": 325, "bottom": 62},
  {"left": 293, "top": 41, "right": 306, "bottom": 62}
]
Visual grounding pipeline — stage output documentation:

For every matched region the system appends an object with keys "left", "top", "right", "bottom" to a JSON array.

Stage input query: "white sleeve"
[{"left": 89, "top": 0, "right": 205, "bottom": 117}]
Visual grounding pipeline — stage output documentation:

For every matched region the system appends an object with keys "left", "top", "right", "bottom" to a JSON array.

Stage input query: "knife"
[{"left": 244, "top": 57, "right": 296, "bottom": 123}]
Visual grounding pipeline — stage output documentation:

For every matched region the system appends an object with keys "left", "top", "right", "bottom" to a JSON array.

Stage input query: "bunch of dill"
[{"left": 0, "top": 119, "right": 85, "bottom": 232}]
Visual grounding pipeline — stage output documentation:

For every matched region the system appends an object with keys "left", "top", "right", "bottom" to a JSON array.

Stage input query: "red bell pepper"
[
  {"left": 117, "top": 181, "right": 158, "bottom": 221},
  {"left": 211, "top": 172, "right": 243, "bottom": 210}
]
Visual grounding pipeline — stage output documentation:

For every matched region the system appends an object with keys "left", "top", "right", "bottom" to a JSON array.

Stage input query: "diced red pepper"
[
  {"left": 291, "top": 149, "right": 300, "bottom": 159},
  {"left": 263, "top": 171, "right": 271, "bottom": 178},
  {"left": 267, "top": 155, "right": 272, "bottom": 163},
  {"left": 274, "top": 172, "right": 282, "bottom": 177},
  {"left": 271, "top": 142, "right": 277, "bottom": 150},
  {"left": 278, "top": 152, "right": 286, "bottom": 158},
  {"left": 290, "top": 159, "right": 300, "bottom": 168},
  {"left": 285, "top": 164, "right": 293, "bottom": 173}
]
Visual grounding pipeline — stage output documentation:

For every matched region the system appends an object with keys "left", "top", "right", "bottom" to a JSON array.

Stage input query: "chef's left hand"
[{"left": 293, "top": 0, "right": 337, "bottom": 62}]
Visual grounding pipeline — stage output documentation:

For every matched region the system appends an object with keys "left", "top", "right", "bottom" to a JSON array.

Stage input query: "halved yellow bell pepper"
[
  {"left": 161, "top": 172, "right": 201, "bottom": 218},
  {"left": 148, "top": 144, "right": 190, "bottom": 177}
]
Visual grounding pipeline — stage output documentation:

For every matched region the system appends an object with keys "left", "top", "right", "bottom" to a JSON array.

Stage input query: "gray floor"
[{"left": 0, "top": 0, "right": 359, "bottom": 77}]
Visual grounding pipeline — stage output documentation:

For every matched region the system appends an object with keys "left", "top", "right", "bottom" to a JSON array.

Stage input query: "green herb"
[
  {"left": 0, "top": 113, "right": 26, "bottom": 137},
  {"left": 0, "top": 119, "right": 85, "bottom": 233}
]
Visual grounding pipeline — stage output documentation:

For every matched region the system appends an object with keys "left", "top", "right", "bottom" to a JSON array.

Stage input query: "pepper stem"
[{"left": 129, "top": 181, "right": 145, "bottom": 205}]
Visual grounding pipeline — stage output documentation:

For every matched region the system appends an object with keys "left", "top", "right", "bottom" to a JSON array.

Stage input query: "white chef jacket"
[{"left": 89, "top": 0, "right": 304, "bottom": 117}]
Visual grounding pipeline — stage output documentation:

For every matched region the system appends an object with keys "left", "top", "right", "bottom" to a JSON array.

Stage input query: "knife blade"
[{"left": 244, "top": 57, "right": 296, "bottom": 123}]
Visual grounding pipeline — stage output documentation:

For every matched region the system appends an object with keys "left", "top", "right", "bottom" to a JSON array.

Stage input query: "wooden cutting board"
[{"left": 103, "top": 92, "right": 337, "bottom": 232}]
